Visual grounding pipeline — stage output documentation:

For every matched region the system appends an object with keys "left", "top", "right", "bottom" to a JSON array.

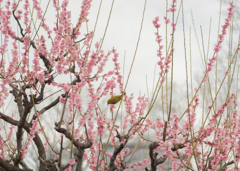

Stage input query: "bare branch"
[
  {"left": 55, "top": 123, "right": 92, "bottom": 170},
  {"left": 0, "top": 157, "right": 25, "bottom": 171}
]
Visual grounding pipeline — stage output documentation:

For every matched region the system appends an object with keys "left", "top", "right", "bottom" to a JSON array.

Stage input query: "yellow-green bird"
[{"left": 107, "top": 92, "right": 126, "bottom": 105}]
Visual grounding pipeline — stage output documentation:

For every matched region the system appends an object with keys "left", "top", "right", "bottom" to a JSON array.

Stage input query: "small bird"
[{"left": 107, "top": 92, "right": 126, "bottom": 105}]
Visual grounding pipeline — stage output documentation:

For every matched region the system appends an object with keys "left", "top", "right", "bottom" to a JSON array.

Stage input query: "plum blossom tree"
[{"left": 0, "top": 0, "right": 239, "bottom": 171}]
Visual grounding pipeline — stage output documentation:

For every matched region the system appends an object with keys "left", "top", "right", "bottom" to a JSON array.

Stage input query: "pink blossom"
[
  {"left": 164, "top": 16, "right": 170, "bottom": 24},
  {"left": 97, "top": 115, "right": 105, "bottom": 136},
  {"left": 69, "top": 159, "right": 76, "bottom": 165},
  {"left": 153, "top": 17, "right": 160, "bottom": 28}
]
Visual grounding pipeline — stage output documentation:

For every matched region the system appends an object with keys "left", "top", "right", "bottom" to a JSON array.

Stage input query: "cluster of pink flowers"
[
  {"left": 0, "top": 2, "right": 12, "bottom": 91},
  {"left": 136, "top": 96, "right": 148, "bottom": 117},
  {"left": 0, "top": 133, "right": 7, "bottom": 160},
  {"left": 96, "top": 49, "right": 111, "bottom": 77},
  {"left": 153, "top": 16, "right": 160, "bottom": 29},
  {"left": 201, "top": 3, "right": 235, "bottom": 84},
  {"left": 74, "top": 0, "right": 92, "bottom": 36},
  {"left": 0, "top": 113, "right": 17, "bottom": 160},
  {"left": 32, "top": 0, "right": 43, "bottom": 20},
  {"left": 12, "top": 2, "right": 22, "bottom": 21},
  {"left": 203, "top": 56, "right": 217, "bottom": 81},
  {"left": 107, "top": 49, "right": 125, "bottom": 113},
  {"left": 164, "top": 16, "right": 170, "bottom": 24},
  {"left": 168, "top": 0, "right": 177, "bottom": 13},
  {"left": 58, "top": 0, "right": 72, "bottom": 36},
  {"left": 0, "top": 0, "right": 123, "bottom": 169},
  {"left": 167, "top": 0, "right": 177, "bottom": 31},
  {"left": 209, "top": 94, "right": 235, "bottom": 126},
  {"left": 21, "top": 118, "right": 40, "bottom": 159},
  {"left": 152, "top": 17, "right": 173, "bottom": 84},
  {"left": 97, "top": 115, "right": 105, "bottom": 136},
  {"left": 214, "top": 2, "right": 235, "bottom": 53},
  {"left": 23, "top": 0, "right": 30, "bottom": 26},
  {"left": 122, "top": 94, "right": 134, "bottom": 131},
  {"left": 126, "top": 158, "right": 150, "bottom": 171},
  {"left": 65, "top": 159, "right": 76, "bottom": 171},
  {"left": 6, "top": 125, "right": 14, "bottom": 142},
  {"left": 6, "top": 41, "right": 19, "bottom": 77},
  {"left": 0, "top": 83, "right": 8, "bottom": 108},
  {"left": 112, "top": 50, "right": 123, "bottom": 90},
  {"left": 20, "top": 36, "right": 30, "bottom": 74},
  {"left": 198, "top": 94, "right": 235, "bottom": 141},
  {"left": 197, "top": 98, "right": 239, "bottom": 170},
  {"left": 80, "top": 0, "right": 92, "bottom": 23}
]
